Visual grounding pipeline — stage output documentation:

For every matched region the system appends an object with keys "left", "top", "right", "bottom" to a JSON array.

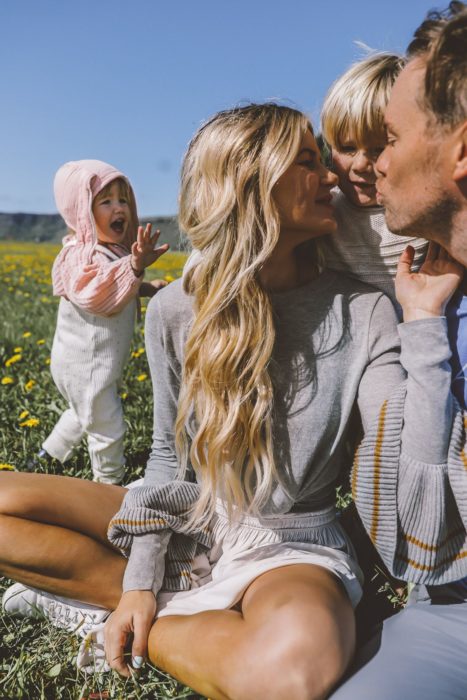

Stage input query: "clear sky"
[{"left": 2, "top": 0, "right": 438, "bottom": 216}]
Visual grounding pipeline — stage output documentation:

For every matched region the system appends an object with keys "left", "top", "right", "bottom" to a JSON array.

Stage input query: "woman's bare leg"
[
  {"left": 0, "top": 472, "right": 127, "bottom": 608},
  {"left": 148, "top": 564, "right": 356, "bottom": 700}
]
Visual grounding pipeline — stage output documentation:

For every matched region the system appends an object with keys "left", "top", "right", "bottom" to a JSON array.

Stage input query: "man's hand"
[
  {"left": 131, "top": 224, "right": 169, "bottom": 276},
  {"left": 104, "top": 590, "right": 157, "bottom": 677},
  {"left": 396, "top": 243, "right": 464, "bottom": 322}
]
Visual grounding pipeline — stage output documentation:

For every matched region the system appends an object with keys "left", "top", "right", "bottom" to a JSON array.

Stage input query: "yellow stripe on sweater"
[
  {"left": 108, "top": 516, "right": 167, "bottom": 531},
  {"left": 397, "top": 548, "right": 467, "bottom": 572},
  {"left": 370, "top": 401, "right": 387, "bottom": 543},
  {"left": 403, "top": 526, "right": 465, "bottom": 552},
  {"left": 351, "top": 445, "right": 360, "bottom": 499}
]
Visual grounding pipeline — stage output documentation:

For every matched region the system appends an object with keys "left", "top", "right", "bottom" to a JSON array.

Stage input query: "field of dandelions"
[{"left": 0, "top": 241, "right": 204, "bottom": 699}]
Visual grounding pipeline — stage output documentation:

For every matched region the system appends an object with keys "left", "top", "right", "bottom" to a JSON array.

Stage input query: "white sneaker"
[{"left": 2, "top": 583, "right": 110, "bottom": 638}]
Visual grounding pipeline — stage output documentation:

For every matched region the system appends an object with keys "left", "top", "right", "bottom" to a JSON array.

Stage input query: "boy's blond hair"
[{"left": 321, "top": 53, "right": 405, "bottom": 148}]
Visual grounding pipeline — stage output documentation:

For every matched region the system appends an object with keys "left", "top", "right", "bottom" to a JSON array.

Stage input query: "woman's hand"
[
  {"left": 131, "top": 224, "right": 170, "bottom": 276},
  {"left": 396, "top": 243, "right": 464, "bottom": 322},
  {"left": 104, "top": 590, "right": 157, "bottom": 677}
]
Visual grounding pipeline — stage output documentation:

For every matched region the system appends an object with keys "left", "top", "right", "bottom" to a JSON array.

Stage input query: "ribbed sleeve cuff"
[{"left": 122, "top": 531, "right": 171, "bottom": 595}]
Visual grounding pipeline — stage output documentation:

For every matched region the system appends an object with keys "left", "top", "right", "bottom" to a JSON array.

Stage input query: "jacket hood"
[{"left": 53, "top": 159, "right": 138, "bottom": 249}]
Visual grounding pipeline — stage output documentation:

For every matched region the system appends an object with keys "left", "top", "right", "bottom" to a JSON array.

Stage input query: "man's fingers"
[{"left": 397, "top": 245, "right": 415, "bottom": 275}]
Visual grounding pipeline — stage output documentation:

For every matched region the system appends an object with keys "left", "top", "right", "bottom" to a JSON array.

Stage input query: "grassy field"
[{"left": 0, "top": 241, "right": 204, "bottom": 699}]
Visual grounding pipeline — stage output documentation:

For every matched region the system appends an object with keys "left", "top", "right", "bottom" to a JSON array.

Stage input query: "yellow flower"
[
  {"left": 19, "top": 410, "right": 29, "bottom": 420},
  {"left": 131, "top": 347, "right": 145, "bottom": 358},
  {"left": 1, "top": 377, "right": 14, "bottom": 385},
  {"left": 19, "top": 417, "right": 40, "bottom": 428},
  {"left": 141, "top": 305, "right": 147, "bottom": 313},
  {"left": 136, "top": 373, "right": 148, "bottom": 382},
  {"left": 0, "top": 463, "right": 15, "bottom": 471},
  {"left": 121, "top": 392, "right": 128, "bottom": 400},
  {"left": 24, "top": 380, "right": 36, "bottom": 392},
  {"left": 13, "top": 347, "right": 22, "bottom": 352},
  {"left": 22, "top": 331, "right": 32, "bottom": 338},
  {"left": 36, "top": 339, "right": 45, "bottom": 345},
  {"left": 164, "top": 274, "right": 175, "bottom": 283},
  {"left": 45, "top": 358, "right": 51, "bottom": 365},
  {"left": 5, "top": 354, "right": 22, "bottom": 367}
]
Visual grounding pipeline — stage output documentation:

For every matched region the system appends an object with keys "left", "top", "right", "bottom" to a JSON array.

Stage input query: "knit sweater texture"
[
  {"left": 320, "top": 189, "right": 428, "bottom": 306},
  {"left": 120, "top": 272, "right": 440, "bottom": 595},
  {"left": 352, "top": 316, "right": 467, "bottom": 584}
]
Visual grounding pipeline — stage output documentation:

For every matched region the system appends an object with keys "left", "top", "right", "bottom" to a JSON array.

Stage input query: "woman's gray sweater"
[{"left": 121, "top": 272, "right": 454, "bottom": 593}]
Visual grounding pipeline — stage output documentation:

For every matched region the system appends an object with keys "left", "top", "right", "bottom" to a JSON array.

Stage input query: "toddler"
[
  {"left": 319, "top": 52, "right": 428, "bottom": 311},
  {"left": 40, "top": 159, "right": 168, "bottom": 484}
]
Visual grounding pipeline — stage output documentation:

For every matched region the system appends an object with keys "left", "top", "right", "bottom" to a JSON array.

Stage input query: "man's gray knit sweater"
[{"left": 119, "top": 273, "right": 454, "bottom": 594}]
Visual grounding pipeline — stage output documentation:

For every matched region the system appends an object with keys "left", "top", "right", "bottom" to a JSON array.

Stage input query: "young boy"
[{"left": 319, "top": 53, "right": 428, "bottom": 311}]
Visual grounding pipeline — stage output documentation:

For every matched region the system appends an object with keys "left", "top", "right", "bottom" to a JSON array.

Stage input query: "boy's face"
[
  {"left": 92, "top": 180, "right": 131, "bottom": 244},
  {"left": 332, "top": 136, "right": 385, "bottom": 208}
]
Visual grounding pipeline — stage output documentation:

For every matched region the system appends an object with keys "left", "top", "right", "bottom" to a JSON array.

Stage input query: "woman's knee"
[{"left": 229, "top": 604, "right": 355, "bottom": 700}]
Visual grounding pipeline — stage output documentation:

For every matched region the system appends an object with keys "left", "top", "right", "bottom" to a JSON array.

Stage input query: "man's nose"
[{"left": 375, "top": 148, "right": 388, "bottom": 177}]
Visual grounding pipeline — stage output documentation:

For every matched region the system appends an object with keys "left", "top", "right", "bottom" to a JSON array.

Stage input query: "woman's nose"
[{"left": 323, "top": 167, "right": 338, "bottom": 187}]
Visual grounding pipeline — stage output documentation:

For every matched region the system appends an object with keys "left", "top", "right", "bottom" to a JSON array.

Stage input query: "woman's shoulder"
[
  {"left": 328, "top": 272, "right": 398, "bottom": 322},
  {"left": 146, "top": 278, "right": 194, "bottom": 327}
]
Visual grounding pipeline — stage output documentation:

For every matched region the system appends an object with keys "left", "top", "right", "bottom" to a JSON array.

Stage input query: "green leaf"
[{"left": 46, "top": 662, "right": 61, "bottom": 677}]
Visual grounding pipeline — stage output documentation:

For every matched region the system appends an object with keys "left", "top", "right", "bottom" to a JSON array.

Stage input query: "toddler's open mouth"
[{"left": 111, "top": 218, "right": 126, "bottom": 233}]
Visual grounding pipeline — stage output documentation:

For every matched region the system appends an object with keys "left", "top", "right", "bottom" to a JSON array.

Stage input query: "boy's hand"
[
  {"left": 396, "top": 243, "right": 464, "bottom": 322},
  {"left": 139, "top": 279, "right": 168, "bottom": 298},
  {"left": 104, "top": 590, "right": 157, "bottom": 677},
  {"left": 131, "top": 224, "right": 169, "bottom": 275}
]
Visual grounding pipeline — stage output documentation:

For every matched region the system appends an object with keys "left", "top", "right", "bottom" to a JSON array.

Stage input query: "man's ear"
[{"left": 453, "top": 121, "right": 467, "bottom": 182}]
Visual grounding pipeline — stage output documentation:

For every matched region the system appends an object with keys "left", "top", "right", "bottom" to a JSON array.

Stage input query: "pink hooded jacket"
[{"left": 52, "top": 160, "right": 142, "bottom": 316}]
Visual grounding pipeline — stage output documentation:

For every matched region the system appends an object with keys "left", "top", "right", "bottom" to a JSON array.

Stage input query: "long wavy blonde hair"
[{"left": 177, "top": 104, "right": 311, "bottom": 527}]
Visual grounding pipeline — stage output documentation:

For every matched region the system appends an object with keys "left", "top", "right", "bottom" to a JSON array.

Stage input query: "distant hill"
[{"left": 0, "top": 213, "right": 187, "bottom": 251}]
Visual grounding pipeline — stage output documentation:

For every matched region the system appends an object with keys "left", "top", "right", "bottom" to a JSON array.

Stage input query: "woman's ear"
[{"left": 453, "top": 121, "right": 467, "bottom": 183}]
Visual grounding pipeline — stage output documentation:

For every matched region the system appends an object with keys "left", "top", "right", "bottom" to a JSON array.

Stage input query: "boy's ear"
[{"left": 453, "top": 121, "right": 467, "bottom": 182}]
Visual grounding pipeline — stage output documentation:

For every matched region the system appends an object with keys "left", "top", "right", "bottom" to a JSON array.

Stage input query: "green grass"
[{"left": 0, "top": 242, "right": 204, "bottom": 699}]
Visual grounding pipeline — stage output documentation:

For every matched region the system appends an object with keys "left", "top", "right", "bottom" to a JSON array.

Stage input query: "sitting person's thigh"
[{"left": 0, "top": 471, "right": 126, "bottom": 546}]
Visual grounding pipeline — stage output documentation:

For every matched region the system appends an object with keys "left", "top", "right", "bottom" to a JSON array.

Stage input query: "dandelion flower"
[
  {"left": 45, "top": 358, "right": 51, "bottom": 365},
  {"left": 24, "top": 380, "right": 36, "bottom": 392},
  {"left": 136, "top": 373, "right": 148, "bottom": 382},
  {"left": 36, "top": 339, "right": 45, "bottom": 345},
  {"left": 165, "top": 274, "right": 175, "bottom": 283},
  {"left": 13, "top": 347, "right": 22, "bottom": 352},
  {"left": 19, "top": 417, "right": 40, "bottom": 428},
  {"left": 0, "top": 463, "right": 15, "bottom": 471},
  {"left": 1, "top": 377, "right": 14, "bottom": 385},
  {"left": 18, "top": 410, "right": 29, "bottom": 420},
  {"left": 5, "top": 354, "right": 22, "bottom": 367},
  {"left": 22, "top": 331, "right": 32, "bottom": 338},
  {"left": 121, "top": 392, "right": 128, "bottom": 400}
]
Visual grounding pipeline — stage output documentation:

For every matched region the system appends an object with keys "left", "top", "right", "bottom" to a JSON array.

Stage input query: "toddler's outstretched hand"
[
  {"left": 396, "top": 242, "right": 464, "bottom": 322},
  {"left": 131, "top": 224, "right": 169, "bottom": 276}
]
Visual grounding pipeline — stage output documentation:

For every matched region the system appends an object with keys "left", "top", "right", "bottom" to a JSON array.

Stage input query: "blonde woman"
[{"left": 0, "top": 103, "right": 460, "bottom": 700}]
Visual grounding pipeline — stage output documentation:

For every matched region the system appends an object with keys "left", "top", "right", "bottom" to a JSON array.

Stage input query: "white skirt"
[
  {"left": 156, "top": 500, "right": 363, "bottom": 617},
  {"left": 77, "top": 497, "right": 363, "bottom": 672}
]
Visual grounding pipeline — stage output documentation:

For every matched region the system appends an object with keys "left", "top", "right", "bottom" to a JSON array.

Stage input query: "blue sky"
[{"left": 2, "top": 0, "right": 438, "bottom": 216}]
